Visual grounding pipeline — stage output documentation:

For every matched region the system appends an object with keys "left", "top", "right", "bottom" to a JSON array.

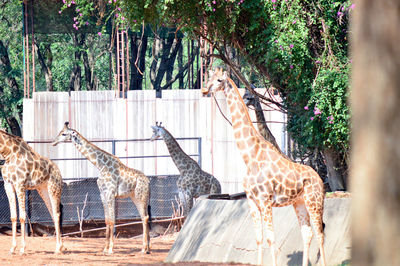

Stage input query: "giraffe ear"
[{"left": 208, "top": 69, "right": 214, "bottom": 77}]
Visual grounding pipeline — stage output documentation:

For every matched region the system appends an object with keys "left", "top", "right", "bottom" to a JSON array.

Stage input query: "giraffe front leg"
[
  {"left": 4, "top": 182, "right": 17, "bottom": 254},
  {"left": 105, "top": 198, "right": 116, "bottom": 255},
  {"left": 103, "top": 219, "right": 110, "bottom": 254},
  {"left": 100, "top": 193, "right": 110, "bottom": 254},
  {"left": 262, "top": 204, "right": 278, "bottom": 266},
  {"left": 246, "top": 196, "right": 264, "bottom": 266}
]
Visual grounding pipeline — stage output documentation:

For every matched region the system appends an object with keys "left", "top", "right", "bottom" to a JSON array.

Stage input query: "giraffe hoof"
[{"left": 141, "top": 249, "right": 150, "bottom": 254}]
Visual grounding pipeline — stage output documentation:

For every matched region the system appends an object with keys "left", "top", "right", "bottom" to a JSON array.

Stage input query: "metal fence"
[{"left": 0, "top": 137, "right": 201, "bottom": 226}]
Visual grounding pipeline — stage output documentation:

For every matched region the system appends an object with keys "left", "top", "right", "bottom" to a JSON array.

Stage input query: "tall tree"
[
  {"left": 122, "top": 0, "right": 352, "bottom": 191},
  {"left": 129, "top": 30, "right": 148, "bottom": 90},
  {"left": 0, "top": 40, "right": 22, "bottom": 136},
  {"left": 0, "top": 0, "right": 23, "bottom": 136},
  {"left": 351, "top": 0, "right": 400, "bottom": 264}
]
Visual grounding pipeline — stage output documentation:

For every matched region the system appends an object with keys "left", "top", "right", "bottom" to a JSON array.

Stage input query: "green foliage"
[{"left": 59, "top": 0, "right": 353, "bottom": 157}]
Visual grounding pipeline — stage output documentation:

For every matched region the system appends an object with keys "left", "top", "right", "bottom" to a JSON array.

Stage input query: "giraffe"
[
  {"left": 202, "top": 69, "right": 326, "bottom": 266},
  {"left": 0, "top": 129, "right": 64, "bottom": 254},
  {"left": 150, "top": 123, "right": 221, "bottom": 214},
  {"left": 52, "top": 122, "right": 151, "bottom": 254}
]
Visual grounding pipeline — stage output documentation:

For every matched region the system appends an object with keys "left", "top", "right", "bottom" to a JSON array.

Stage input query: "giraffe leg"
[
  {"left": 246, "top": 196, "right": 264, "bottom": 266},
  {"left": 293, "top": 201, "right": 313, "bottom": 266},
  {"left": 4, "top": 182, "right": 17, "bottom": 254},
  {"left": 48, "top": 182, "right": 64, "bottom": 254},
  {"left": 16, "top": 188, "right": 27, "bottom": 255},
  {"left": 105, "top": 197, "right": 116, "bottom": 255},
  {"left": 304, "top": 186, "right": 326, "bottom": 266},
  {"left": 37, "top": 184, "right": 64, "bottom": 254},
  {"left": 132, "top": 196, "right": 150, "bottom": 254},
  {"left": 262, "top": 204, "right": 278, "bottom": 266},
  {"left": 100, "top": 192, "right": 110, "bottom": 254},
  {"left": 307, "top": 207, "right": 326, "bottom": 266}
]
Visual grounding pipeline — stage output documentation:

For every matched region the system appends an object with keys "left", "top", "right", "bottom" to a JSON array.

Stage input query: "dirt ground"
[{"left": 0, "top": 233, "right": 251, "bottom": 266}]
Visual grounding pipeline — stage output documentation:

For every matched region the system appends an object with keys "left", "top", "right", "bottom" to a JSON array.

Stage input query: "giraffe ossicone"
[
  {"left": 52, "top": 122, "right": 151, "bottom": 254},
  {"left": 202, "top": 68, "right": 326, "bottom": 266},
  {"left": 150, "top": 123, "right": 221, "bottom": 215},
  {"left": 0, "top": 129, "right": 64, "bottom": 254}
]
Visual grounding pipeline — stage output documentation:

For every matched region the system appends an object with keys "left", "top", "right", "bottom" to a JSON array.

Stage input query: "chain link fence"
[{"left": 0, "top": 138, "right": 201, "bottom": 228}]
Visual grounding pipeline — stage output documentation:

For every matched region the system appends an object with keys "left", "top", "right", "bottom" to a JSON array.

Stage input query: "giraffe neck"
[
  {"left": 0, "top": 130, "right": 17, "bottom": 160},
  {"left": 224, "top": 78, "right": 275, "bottom": 164},
  {"left": 69, "top": 130, "right": 105, "bottom": 168},
  {"left": 161, "top": 128, "right": 198, "bottom": 173}
]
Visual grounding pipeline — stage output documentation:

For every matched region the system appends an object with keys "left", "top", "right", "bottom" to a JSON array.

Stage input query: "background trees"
[
  {"left": 120, "top": 0, "right": 352, "bottom": 191},
  {"left": 0, "top": 0, "right": 352, "bottom": 191}
]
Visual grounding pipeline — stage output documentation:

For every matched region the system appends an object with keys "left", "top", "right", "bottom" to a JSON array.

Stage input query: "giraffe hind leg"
[
  {"left": 293, "top": 201, "right": 313, "bottom": 266},
  {"left": 132, "top": 196, "right": 150, "bottom": 254},
  {"left": 47, "top": 180, "right": 64, "bottom": 254}
]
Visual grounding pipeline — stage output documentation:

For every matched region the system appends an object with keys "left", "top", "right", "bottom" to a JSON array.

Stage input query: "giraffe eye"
[
  {"left": 217, "top": 79, "right": 222, "bottom": 82},
  {"left": 61, "top": 133, "right": 67, "bottom": 136}
]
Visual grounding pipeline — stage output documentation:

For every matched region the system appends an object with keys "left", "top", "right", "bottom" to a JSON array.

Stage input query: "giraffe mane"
[{"left": 226, "top": 75, "right": 263, "bottom": 139}]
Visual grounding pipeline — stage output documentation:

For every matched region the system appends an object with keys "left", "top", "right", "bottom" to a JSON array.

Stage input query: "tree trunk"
[
  {"left": 69, "top": 33, "right": 85, "bottom": 91},
  {"left": 0, "top": 40, "right": 22, "bottom": 136},
  {"left": 322, "top": 148, "right": 346, "bottom": 191},
  {"left": 130, "top": 31, "right": 148, "bottom": 90},
  {"left": 178, "top": 41, "right": 183, "bottom": 89},
  {"left": 35, "top": 42, "right": 54, "bottom": 91},
  {"left": 351, "top": 1, "right": 400, "bottom": 265}
]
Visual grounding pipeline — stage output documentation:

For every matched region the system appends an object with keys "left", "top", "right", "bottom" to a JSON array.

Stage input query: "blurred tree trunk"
[{"left": 351, "top": 0, "right": 400, "bottom": 265}]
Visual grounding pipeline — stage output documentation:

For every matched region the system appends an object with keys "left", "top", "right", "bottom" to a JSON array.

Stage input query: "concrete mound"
[{"left": 166, "top": 197, "right": 350, "bottom": 265}]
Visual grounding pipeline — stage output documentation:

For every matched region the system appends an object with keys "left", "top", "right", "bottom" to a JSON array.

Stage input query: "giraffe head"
[
  {"left": 52, "top": 122, "right": 76, "bottom": 146},
  {"left": 150, "top": 122, "right": 166, "bottom": 141},
  {"left": 201, "top": 68, "right": 228, "bottom": 96},
  {"left": 242, "top": 86, "right": 258, "bottom": 107}
]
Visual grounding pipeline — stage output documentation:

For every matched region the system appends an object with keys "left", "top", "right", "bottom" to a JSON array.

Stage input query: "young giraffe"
[
  {"left": 0, "top": 129, "right": 64, "bottom": 254},
  {"left": 202, "top": 69, "right": 326, "bottom": 266},
  {"left": 52, "top": 122, "right": 150, "bottom": 254},
  {"left": 150, "top": 123, "right": 221, "bottom": 214}
]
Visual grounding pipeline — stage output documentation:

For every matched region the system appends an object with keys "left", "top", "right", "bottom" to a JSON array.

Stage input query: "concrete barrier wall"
[{"left": 166, "top": 197, "right": 351, "bottom": 265}]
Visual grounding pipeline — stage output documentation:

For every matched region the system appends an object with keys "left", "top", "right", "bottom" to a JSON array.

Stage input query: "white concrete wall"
[{"left": 23, "top": 89, "right": 286, "bottom": 194}]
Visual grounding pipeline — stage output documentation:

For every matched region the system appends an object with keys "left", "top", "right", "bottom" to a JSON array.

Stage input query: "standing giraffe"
[
  {"left": 202, "top": 69, "right": 326, "bottom": 266},
  {"left": 52, "top": 122, "right": 150, "bottom": 254},
  {"left": 150, "top": 123, "right": 221, "bottom": 214},
  {"left": 0, "top": 129, "right": 64, "bottom": 254}
]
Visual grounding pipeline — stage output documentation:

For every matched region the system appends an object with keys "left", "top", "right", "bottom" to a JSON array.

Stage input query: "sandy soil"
[
  {"left": 0, "top": 233, "right": 251, "bottom": 266},
  {"left": 0, "top": 233, "right": 177, "bottom": 265}
]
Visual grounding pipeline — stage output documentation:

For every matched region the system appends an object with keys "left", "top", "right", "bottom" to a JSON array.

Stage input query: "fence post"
[{"left": 198, "top": 137, "right": 202, "bottom": 168}]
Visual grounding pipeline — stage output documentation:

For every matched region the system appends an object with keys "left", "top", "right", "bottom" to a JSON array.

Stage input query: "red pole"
[
  {"left": 24, "top": 1, "right": 30, "bottom": 98},
  {"left": 30, "top": 0, "right": 35, "bottom": 94}
]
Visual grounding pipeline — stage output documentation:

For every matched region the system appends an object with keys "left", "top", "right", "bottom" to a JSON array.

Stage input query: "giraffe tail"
[
  {"left": 59, "top": 202, "right": 64, "bottom": 234},
  {"left": 147, "top": 205, "right": 152, "bottom": 230}
]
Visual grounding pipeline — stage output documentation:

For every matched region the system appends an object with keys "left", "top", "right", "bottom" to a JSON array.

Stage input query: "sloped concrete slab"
[{"left": 165, "top": 197, "right": 351, "bottom": 265}]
